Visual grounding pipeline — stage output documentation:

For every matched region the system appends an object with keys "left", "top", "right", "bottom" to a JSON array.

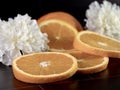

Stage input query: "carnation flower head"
[
  {"left": 85, "top": 0, "right": 120, "bottom": 40},
  {"left": 0, "top": 14, "right": 49, "bottom": 66}
]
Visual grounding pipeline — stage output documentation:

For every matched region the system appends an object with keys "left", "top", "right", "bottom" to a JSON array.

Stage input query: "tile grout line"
[{"left": 39, "top": 85, "right": 45, "bottom": 90}]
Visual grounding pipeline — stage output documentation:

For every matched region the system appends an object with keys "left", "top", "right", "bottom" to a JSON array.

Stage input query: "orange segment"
[
  {"left": 50, "top": 49, "right": 109, "bottom": 74},
  {"left": 73, "top": 30, "right": 120, "bottom": 58},
  {"left": 12, "top": 52, "right": 78, "bottom": 84},
  {"left": 37, "top": 11, "right": 83, "bottom": 50}
]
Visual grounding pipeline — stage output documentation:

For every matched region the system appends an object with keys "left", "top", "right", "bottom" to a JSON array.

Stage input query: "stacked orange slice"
[
  {"left": 73, "top": 30, "right": 120, "bottom": 58},
  {"left": 12, "top": 52, "right": 78, "bottom": 84},
  {"left": 50, "top": 49, "right": 109, "bottom": 74}
]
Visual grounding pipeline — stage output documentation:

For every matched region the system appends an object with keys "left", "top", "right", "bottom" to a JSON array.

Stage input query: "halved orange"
[
  {"left": 50, "top": 49, "right": 109, "bottom": 74},
  {"left": 37, "top": 11, "right": 83, "bottom": 50},
  {"left": 12, "top": 52, "right": 78, "bottom": 84},
  {"left": 73, "top": 30, "right": 120, "bottom": 58}
]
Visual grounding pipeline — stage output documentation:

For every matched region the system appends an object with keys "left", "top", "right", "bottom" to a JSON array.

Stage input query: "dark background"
[{"left": 1, "top": 0, "right": 120, "bottom": 27}]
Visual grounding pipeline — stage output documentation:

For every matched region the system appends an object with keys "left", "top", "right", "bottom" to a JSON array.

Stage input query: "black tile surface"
[{"left": 0, "top": 58, "right": 120, "bottom": 90}]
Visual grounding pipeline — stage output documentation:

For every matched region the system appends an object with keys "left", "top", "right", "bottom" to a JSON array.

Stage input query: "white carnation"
[
  {"left": 0, "top": 14, "right": 49, "bottom": 66},
  {"left": 85, "top": 0, "right": 120, "bottom": 40}
]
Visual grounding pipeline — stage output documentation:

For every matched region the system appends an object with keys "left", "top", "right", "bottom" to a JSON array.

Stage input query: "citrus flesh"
[
  {"left": 73, "top": 30, "right": 120, "bottom": 58},
  {"left": 12, "top": 52, "right": 78, "bottom": 84}
]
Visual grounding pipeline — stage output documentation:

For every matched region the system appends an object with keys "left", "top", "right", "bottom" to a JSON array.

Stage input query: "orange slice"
[
  {"left": 50, "top": 49, "right": 90, "bottom": 59},
  {"left": 50, "top": 49, "right": 109, "bottom": 74},
  {"left": 77, "top": 55, "right": 109, "bottom": 74},
  {"left": 73, "top": 30, "right": 120, "bottom": 58},
  {"left": 12, "top": 52, "right": 78, "bottom": 84},
  {"left": 37, "top": 11, "right": 83, "bottom": 50}
]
